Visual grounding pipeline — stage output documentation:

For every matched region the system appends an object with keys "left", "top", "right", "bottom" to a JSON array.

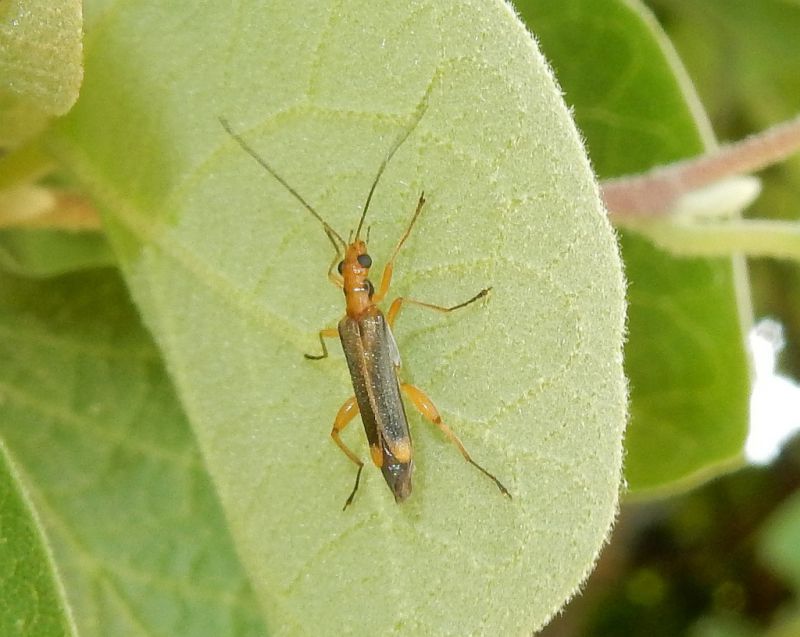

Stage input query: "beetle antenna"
[
  {"left": 219, "top": 117, "right": 347, "bottom": 251},
  {"left": 354, "top": 103, "right": 427, "bottom": 241}
]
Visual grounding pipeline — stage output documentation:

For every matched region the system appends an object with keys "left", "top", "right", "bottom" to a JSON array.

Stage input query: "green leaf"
[
  {"left": 760, "top": 489, "right": 800, "bottom": 591},
  {"left": 0, "top": 0, "right": 83, "bottom": 145},
  {"left": 690, "top": 615, "right": 758, "bottom": 637},
  {"left": 0, "top": 440, "right": 75, "bottom": 637},
  {"left": 49, "top": 0, "right": 627, "bottom": 633},
  {"left": 515, "top": 0, "right": 751, "bottom": 494},
  {"left": 753, "top": 489, "right": 800, "bottom": 637},
  {"left": 0, "top": 229, "right": 114, "bottom": 277},
  {"left": 0, "top": 269, "right": 266, "bottom": 636},
  {"left": 647, "top": 0, "right": 800, "bottom": 129}
]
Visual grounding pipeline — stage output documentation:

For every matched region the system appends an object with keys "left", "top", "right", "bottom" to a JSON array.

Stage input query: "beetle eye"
[
  {"left": 337, "top": 261, "right": 344, "bottom": 274},
  {"left": 366, "top": 280, "right": 375, "bottom": 298},
  {"left": 357, "top": 254, "right": 372, "bottom": 268}
]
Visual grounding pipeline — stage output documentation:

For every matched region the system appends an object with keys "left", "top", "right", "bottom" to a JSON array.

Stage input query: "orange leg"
[
  {"left": 304, "top": 327, "right": 339, "bottom": 360},
  {"left": 386, "top": 287, "right": 491, "bottom": 328},
  {"left": 372, "top": 192, "right": 426, "bottom": 303},
  {"left": 400, "top": 383, "right": 511, "bottom": 498},
  {"left": 325, "top": 229, "right": 344, "bottom": 289},
  {"left": 330, "top": 396, "right": 364, "bottom": 509}
]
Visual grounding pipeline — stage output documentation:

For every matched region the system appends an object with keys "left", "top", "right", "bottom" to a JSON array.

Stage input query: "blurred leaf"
[
  {"left": 690, "top": 614, "right": 758, "bottom": 637},
  {"left": 0, "top": 229, "right": 113, "bottom": 277},
  {"left": 645, "top": 0, "right": 800, "bottom": 383},
  {"left": 516, "top": 0, "right": 751, "bottom": 494},
  {"left": 750, "top": 486, "right": 800, "bottom": 637},
  {"left": 0, "top": 269, "right": 266, "bottom": 636},
  {"left": 767, "top": 615, "right": 800, "bottom": 637},
  {"left": 0, "top": 152, "right": 109, "bottom": 278},
  {"left": 761, "top": 489, "right": 800, "bottom": 591},
  {"left": 48, "top": 0, "right": 627, "bottom": 633},
  {"left": 645, "top": 0, "right": 800, "bottom": 130},
  {"left": 0, "top": 1, "right": 83, "bottom": 145},
  {"left": 0, "top": 441, "right": 74, "bottom": 637}
]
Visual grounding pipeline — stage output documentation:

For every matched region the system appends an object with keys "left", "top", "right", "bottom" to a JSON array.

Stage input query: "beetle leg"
[
  {"left": 400, "top": 383, "right": 511, "bottom": 498},
  {"left": 331, "top": 395, "right": 364, "bottom": 509},
  {"left": 372, "top": 192, "right": 426, "bottom": 303},
  {"left": 326, "top": 245, "right": 344, "bottom": 289},
  {"left": 304, "top": 327, "right": 339, "bottom": 360},
  {"left": 386, "top": 287, "right": 491, "bottom": 329}
]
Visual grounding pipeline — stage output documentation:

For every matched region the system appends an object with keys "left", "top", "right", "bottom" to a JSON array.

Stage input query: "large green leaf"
[
  {"left": 48, "top": 0, "right": 627, "bottom": 633},
  {"left": 516, "top": 0, "right": 751, "bottom": 494},
  {"left": 0, "top": 441, "right": 74, "bottom": 637},
  {"left": 0, "top": 269, "right": 266, "bottom": 636}
]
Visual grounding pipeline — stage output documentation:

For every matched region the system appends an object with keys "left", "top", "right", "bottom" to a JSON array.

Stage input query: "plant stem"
[
  {"left": 622, "top": 218, "right": 800, "bottom": 261},
  {"left": 602, "top": 114, "right": 800, "bottom": 219}
]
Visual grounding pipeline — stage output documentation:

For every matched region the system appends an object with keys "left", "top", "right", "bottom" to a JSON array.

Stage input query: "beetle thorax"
[{"left": 343, "top": 241, "right": 373, "bottom": 318}]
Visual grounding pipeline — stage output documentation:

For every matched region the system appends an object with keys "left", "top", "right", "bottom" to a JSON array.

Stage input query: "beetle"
[{"left": 220, "top": 111, "right": 510, "bottom": 508}]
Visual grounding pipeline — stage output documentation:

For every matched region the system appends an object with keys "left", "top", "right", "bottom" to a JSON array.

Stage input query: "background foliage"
[
  {"left": 531, "top": 0, "right": 800, "bottom": 634},
  {"left": 1, "top": 0, "right": 798, "bottom": 635}
]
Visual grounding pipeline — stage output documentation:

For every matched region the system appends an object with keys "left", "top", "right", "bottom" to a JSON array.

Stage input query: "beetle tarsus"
[{"left": 342, "top": 465, "right": 364, "bottom": 510}]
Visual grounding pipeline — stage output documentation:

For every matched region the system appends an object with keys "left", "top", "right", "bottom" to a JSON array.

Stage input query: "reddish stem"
[{"left": 601, "top": 114, "right": 800, "bottom": 219}]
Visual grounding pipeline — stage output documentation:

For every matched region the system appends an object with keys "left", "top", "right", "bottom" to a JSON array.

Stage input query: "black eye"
[
  {"left": 337, "top": 261, "right": 344, "bottom": 274},
  {"left": 357, "top": 254, "right": 372, "bottom": 268},
  {"left": 366, "top": 280, "right": 375, "bottom": 297}
]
